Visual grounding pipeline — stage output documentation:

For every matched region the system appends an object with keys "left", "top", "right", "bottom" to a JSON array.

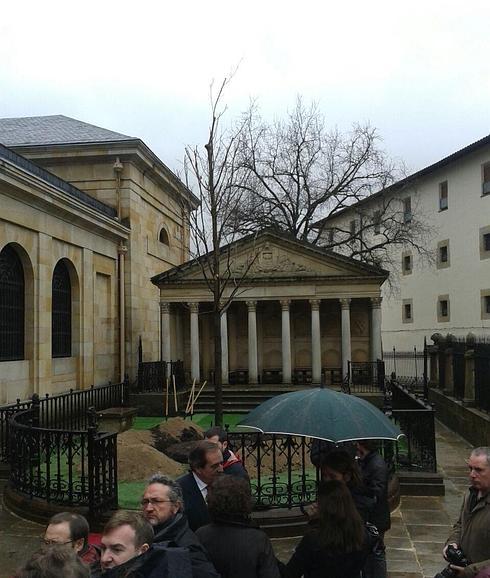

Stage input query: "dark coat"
[
  {"left": 196, "top": 519, "right": 281, "bottom": 578},
  {"left": 285, "top": 525, "right": 377, "bottom": 578},
  {"left": 94, "top": 543, "right": 192, "bottom": 578},
  {"left": 177, "top": 472, "right": 211, "bottom": 532},
  {"left": 349, "top": 482, "right": 377, "bottom": 523},
  {"left": 358, "top": 451, "right": 391, "bottom": 532},
  {"left": 222, "top": 448, "right": 249, "bottom": 480},
  {"left": 447, "top": 488, "right": 490, "bottom": 577},
  {"left": 153, "top": 512, "right": 220, "bottom": 578}
]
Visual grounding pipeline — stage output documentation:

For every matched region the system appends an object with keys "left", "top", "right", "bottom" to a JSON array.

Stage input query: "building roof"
[
  {"left": 0, "top": 115, "right": 134, "bottom": 147},
  {"left": 152, "top": 229, "right": 389, "bottom": 286},
  {"left": 315, "top": 132, "right": 490, "bottom": 226},
  {"left": 0, "top": 143, "right": 118, "bottom": 218}
]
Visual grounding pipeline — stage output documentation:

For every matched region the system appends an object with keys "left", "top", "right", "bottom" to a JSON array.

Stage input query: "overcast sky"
[{"left": 1, "top": 0, "right": 489, "bottom": 176}]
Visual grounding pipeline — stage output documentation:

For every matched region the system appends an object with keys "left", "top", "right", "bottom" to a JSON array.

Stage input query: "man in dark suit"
[{"left": 177, "top": 440, "right": 224, "bottom": 532}]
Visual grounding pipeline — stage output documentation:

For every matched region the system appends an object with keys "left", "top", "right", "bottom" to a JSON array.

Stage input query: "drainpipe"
[
  {"left": 118, "top": 243, "right": 128, "bottom": 382},
  {"left": 113, "top": 157, "right": 123, "bottom": 220}
]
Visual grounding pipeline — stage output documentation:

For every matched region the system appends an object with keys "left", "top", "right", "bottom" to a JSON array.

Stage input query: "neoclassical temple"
[{"left": 152, "top": 232, "right": 388, "bottom": 386}]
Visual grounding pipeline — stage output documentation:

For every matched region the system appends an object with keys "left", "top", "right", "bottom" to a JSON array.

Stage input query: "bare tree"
[
  {"left": 232, "top": 97, "right": 432, "bottom": 269},
  {"left": 182, "top": 78, "right": 257, "bottom": 426}
]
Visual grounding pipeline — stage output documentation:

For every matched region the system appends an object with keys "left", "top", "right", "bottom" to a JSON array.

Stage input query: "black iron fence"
[
  {"left": 8, "top": 402, "right": 118, "bottom": 516},
  {"left": 223, "top": 381, "right": 437, "bottom": 509},
  {"left": 347, "top": 360, "right": 385, "bottom": 393},
  {"left": 430, "top": 334, "right": 490, "bottom": 411},
  {"left": 0, "top": 381, "right": 127, "bottom": 464},
  {"left": 136, "top": 360, "right": 185, "bottom": 392},
  {"left": 383, "top": 346, "right": 427, "bottom": 391}
]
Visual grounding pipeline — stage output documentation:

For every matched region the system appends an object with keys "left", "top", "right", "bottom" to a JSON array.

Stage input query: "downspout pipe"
[{"left": 118, "top": 243, "right": 128, "bottom": 382}]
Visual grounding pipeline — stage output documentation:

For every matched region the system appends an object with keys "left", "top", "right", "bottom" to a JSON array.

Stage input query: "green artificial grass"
[
  {"left": 118, "top": 481, "right": 146, "bottom": 509},
  {"left": 189, "top": 412, "right": 246, "bottom": 431},
  {"left": 132, "top": 417, "right": 166, "bottom": 430}
]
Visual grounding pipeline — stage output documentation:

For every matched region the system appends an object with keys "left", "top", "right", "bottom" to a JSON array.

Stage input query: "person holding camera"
[{"left": 443, "top": 447, "right": 490, "bottom": 577}]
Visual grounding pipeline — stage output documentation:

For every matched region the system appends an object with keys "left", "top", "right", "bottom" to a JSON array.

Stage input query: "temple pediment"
[{"left": 152, "top": 231, "right": 388, "bottom": 285}]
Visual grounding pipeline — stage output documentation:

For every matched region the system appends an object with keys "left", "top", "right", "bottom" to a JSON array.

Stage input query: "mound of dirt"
[
  {"left": 152, "top": 417, "right": 204, "bottom": 453},
  {"left": 118, "top": 443, "right": 185, "bottom": 481},
  {"left": 117, "top": 429, "right": 154, "bottom": 447}
]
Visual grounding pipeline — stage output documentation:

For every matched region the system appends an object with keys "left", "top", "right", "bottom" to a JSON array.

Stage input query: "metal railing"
[
  {"left": 0, "top": 381, "right": 127, "bottom": 463},
  {"left": 135, "top": 360, "right": 185, "bottom": 392},
  {"left": 9, "top": 402, "right": 118, "bottom": 516}
]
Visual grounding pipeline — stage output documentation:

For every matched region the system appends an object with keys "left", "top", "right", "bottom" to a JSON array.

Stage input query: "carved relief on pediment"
[{"left": 231, "top": 244, "right": 315, "bottom": 275}]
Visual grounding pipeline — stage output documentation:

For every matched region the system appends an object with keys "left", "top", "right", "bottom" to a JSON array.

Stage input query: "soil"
[
  {"left": 118, "top": 443, "right": 185, "bottom": 481},
  {"left": 117, "top": 417, "right": 203, "bottom": 482}
]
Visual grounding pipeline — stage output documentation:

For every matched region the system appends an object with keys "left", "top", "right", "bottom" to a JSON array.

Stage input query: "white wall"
[{"left": 324, "top": 144, "right": 490, "bottom": 351}]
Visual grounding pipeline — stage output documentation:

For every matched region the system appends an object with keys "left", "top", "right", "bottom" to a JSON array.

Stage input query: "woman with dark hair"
[
  {"left": 285, "top": 480, "right": 378, "bottom": 578},
  {"left": 196, "top": 475, "right": 281, "bottom": 578},
  {"left": 321, "top": 449, "right": 376, "bottom": 522}
]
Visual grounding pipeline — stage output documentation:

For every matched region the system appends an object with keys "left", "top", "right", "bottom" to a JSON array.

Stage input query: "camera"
[{"left": 434, "top": 545, "right": 469, "bottom": 578}]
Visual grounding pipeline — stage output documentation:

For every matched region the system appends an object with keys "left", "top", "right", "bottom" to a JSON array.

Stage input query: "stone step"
[{"left": 397, "top": 470, "right": 445, "bottom": 496}]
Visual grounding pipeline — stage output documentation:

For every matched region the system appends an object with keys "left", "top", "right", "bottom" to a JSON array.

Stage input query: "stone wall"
[{"left": 429, "top": 387, "right": 490, "bottom": 446}]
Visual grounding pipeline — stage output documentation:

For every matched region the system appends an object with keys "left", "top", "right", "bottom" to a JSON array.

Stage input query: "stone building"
[
  {"left": 152, "top": 231, "right": 388, "bottom": 385},
  {"left": 0, "top": 115, "right": 197, "bottom": 403}
]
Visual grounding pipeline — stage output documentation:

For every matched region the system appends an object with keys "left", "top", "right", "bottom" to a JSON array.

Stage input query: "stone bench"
[{"left": 97, "top": 407, "right": 138, "bottom": 433}]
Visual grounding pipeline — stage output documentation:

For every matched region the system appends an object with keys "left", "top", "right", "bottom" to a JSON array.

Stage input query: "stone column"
[
  {"left": 340, "top": 298, "right": 352, "bottom": 382},
  {"left": 247, "top": 301, "right": 258, "bottom": 384},
  {"left": 370, "top": 297, "right": 383, "bottom": 362},
  {"left": 464, "top": 349, "right": 475, "bottom": 405},
  {"left": 220, "top": 306, "right": 229, "bottom": 385},
  {"left": 188, "top": 302, "right": 200, "bottom": 382},
  {"left": 160, "top": 301, "right": 171, "bottom": 362},
  {"left": 310, "top": 299, "right": 322, "bottom": 385},
  {"left": 280, "top": 300, "right": 292, "bottom": 384}
]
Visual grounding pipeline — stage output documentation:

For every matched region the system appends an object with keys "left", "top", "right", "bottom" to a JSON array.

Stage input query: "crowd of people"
[{"left": 12, "top": 426, "right": 490, "bottom": 578}]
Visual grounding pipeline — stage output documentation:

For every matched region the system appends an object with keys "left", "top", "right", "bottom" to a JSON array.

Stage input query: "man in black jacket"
[
  {"left": 356, "top": 439, "right": 391, "bottom": 578},
  {"left": 177, "top": 440, "right": 224, "bottom": 532},
  {"left": 97, "top": 510, "right": 192, "bottom": 577},
  {"left": 142, "top": 473, "right": 220, "bottom": 578},
  {"left": 204, "top": 427, "right": 248, "bottom": 480}
]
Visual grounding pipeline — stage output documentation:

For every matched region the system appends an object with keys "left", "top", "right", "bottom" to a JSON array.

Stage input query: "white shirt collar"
[{"left": 192, "top": 471, "right": 208, "bottom": 495}]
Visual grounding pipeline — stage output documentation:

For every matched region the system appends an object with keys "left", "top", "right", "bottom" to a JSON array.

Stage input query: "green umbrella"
[{"left": 238, "top": 387, "right": 402, "bottom": 443}]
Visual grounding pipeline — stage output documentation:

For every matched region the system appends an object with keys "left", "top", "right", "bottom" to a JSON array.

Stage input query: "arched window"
[
  {"left": 159, "top": 227, "right": 170, "bottom": 246},
  {"left": 0, "top": 245, "right": 25, "bottom": 361},
  {"left": 52, "top": 260, "right": 71, "bottom": 358}
]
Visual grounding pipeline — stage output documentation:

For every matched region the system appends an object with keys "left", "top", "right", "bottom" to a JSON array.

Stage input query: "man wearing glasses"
[
  {"left": 43, "top": 512, "right": 100, "bottom": 567},
  {"left": 141, "top": 473, "right": 219, "bottom": 578}
]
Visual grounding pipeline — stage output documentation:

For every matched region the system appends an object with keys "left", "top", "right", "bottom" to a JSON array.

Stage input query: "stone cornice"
[{"left": 0, "top": 160, "right": 130, "bottom": 242}]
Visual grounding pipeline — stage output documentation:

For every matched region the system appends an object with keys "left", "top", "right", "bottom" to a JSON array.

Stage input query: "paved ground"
[
  {"left": 0, "top": 421, "right": 473, "bottom": 577},
  {"left": 271, "top": 420, "right": 472, "bottom": 578}
]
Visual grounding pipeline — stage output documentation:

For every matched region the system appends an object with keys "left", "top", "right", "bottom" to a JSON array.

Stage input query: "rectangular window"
[
  {"left": 481, "top": 291, "right": 490, "bottom": 320},
  {"left": 327, "top": 228, "right": 335, "bottom": 243},
  {"left": 403, "top": 197, "right": 412, "bottom": 223},
  {"left": 439, "top": 181, "right": 448, "bottom": 210},
  {"left": 404, "top": 303, "right": 412, "bottom": 319},
  {"left": 350, "top": 220, "right": 357, "bottom": 235},
  {"left": 483, "top": 163, "right": 490, "bottom": 195},
  {"left": 437, "top": 294, "right": 450, "bottom": 322},
  {"left": 402, "top": 254, "right": 412, "bottom": 274},
  {"left": 484, "top": 233, "right": 490, "bottom": 252},
  {"left": 440, "top": 300, "right": 448, "bottom": 317},
  {"left": 437, "top": 240, "right": 450, "bottom": 269},
  {"left": 402, "top": 299, "right": 413, "bottom": 323},
  {"left": 480, "top": 227, "right": 490, "bottom": 260},
  {"left": 373, "top": 211, "right": 381, "bottom": 234}
]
